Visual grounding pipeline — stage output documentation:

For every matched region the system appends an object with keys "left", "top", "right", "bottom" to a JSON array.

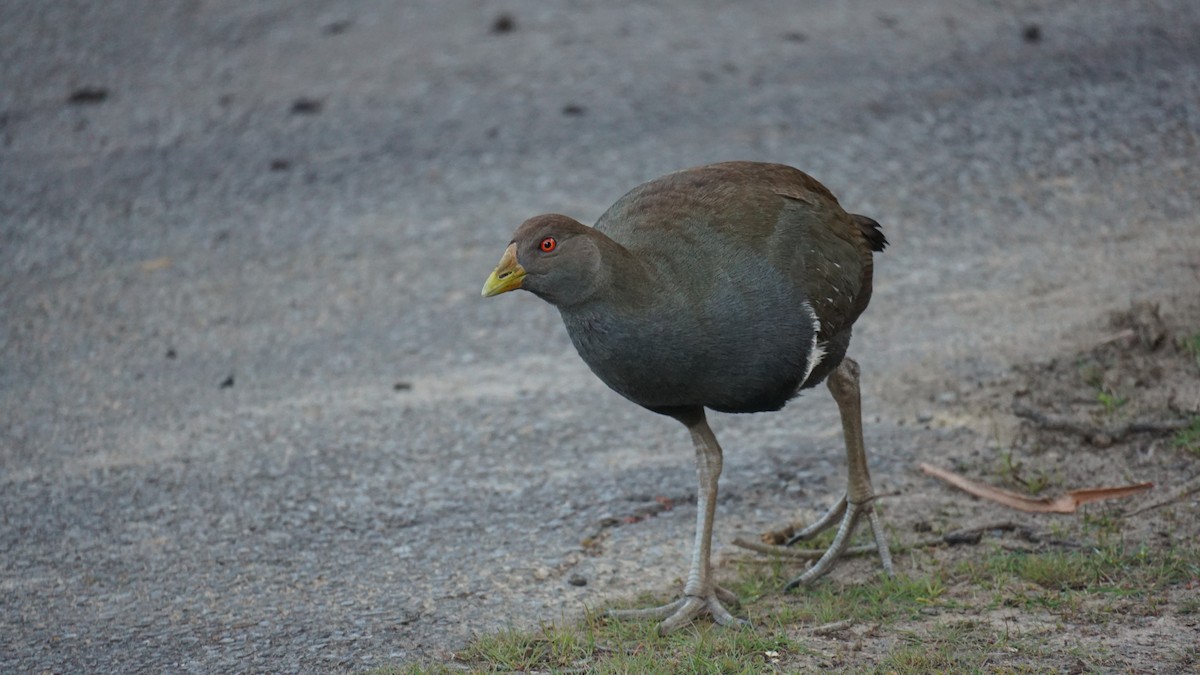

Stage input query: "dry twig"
[
  {"left": 810, "top": 619, "right": 855, "bottom": 636},
  {"left": 729, "top": 538, "right": 882, "bottom": 559},
  {"left": 730, "top": 518, "right": 1083, "bottom": 565},
  {"left": 1012, "top": 403, "right": 1191, "bottom": 446}
]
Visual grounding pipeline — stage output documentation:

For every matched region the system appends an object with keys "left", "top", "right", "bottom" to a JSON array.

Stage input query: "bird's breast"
[{"left": 560, "top": 278, "right": 820, "bottom": 414}]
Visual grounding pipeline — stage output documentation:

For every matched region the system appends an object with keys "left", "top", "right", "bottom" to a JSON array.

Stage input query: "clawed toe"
[
  {"left": 608, "top": 590, "right": 748, "bottom": 635},
  {"left": 785, "top": 496, "right": 847, "bottom": 546},
  {"left": 713, "top": 584, "right": 740, "bottom": 606},
  {"left": 785, "top": 496, "right": 893, "bottom": 590},
  {"left": 607, "top": 597, "right": 686, "bottom": 622}
]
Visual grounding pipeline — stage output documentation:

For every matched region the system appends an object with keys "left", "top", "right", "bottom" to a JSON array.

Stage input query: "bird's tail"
[{"left": 851, "top": 214, "right": 887, "bottom": 252}]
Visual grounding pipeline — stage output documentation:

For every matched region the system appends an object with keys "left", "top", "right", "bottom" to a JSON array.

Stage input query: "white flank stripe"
[{"left": 799, "top": 301, "right": 825, "bottom": 385}]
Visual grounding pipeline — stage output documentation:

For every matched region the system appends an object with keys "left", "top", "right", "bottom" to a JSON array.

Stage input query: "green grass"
[
  {"left": 1076, "top": 355, "right": 1130, "bottom": 418},
  {"left": 1078, "top": 359, "right": 1105, "bottom": 389},
  {"left": 380, "top": 537, "right": 1199, "bottom": 674},
  {"left": 994, "top": 448, "right": 1058, "bottom": 495},
  {"left": 1095, "top": 388, "right": 1128, "bottom": 416},
  {"left": 867, "top": 619, "right": 1026, "bottom": 674},
  {"left": 952, "top": 541, "right": 1200, "bottom": 622},
  {"left": 1179, "top": 333, "right": 1200, "bottom": 369},
  {"left": 1179, "top": 595, "right": 1200, "bottom": 616},
  {"left": 460, "top": 609, "right": 802, "bottom": 674},
  {"left": 462, "top": 623, "right": 598, "bottom": 671},
  {"left": 1172, "top": 416, "right": 1200, "bottom": 456}
]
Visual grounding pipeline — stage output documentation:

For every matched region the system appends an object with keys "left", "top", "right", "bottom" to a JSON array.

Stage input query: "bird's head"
[{"left": 481, "top": 214, "right": 603, "bottom": 307}]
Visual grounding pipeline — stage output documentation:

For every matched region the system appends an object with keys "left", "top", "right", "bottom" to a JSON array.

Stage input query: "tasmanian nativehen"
[{"left": 481, "top": 161, "right": 894, "bottom": 634}]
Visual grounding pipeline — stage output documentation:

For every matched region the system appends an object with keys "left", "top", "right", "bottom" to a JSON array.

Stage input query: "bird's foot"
[
  {"left": 785, "top": 495, "right": 848, "bottom": 543},
  {"left": 607, "top": 585, "right": 748, "bottom": 635},
  {"left": 784, "top": 495, "right": 893, "bottom": 589}
]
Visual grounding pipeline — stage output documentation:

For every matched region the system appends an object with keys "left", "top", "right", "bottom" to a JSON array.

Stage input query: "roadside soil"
[{"left": 725, "top": 293, "right": 1200, "bottom": 672}]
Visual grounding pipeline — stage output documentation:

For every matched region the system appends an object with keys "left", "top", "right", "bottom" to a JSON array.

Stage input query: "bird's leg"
[
  {"left": 785, "top": 358, "right": 894, "bottom": 589},
  {"left": 608, "top": 412, "right": 748, "bottom": 634}
]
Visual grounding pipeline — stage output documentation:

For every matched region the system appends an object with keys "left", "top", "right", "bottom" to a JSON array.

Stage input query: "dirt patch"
[
  {"left": 742, "top": 294, "right": 1200, "bottom": 672},
  {"left": 938, "top": 295, "right": 1200, "bottom": 532}
]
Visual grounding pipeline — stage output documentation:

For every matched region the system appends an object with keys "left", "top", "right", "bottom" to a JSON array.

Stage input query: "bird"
[{"left": 480, "top": 161, "right": 894, "bottom": 634}]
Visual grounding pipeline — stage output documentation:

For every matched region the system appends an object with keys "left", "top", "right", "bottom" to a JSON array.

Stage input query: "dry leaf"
[{"left": 919, "top": 462, "right": 1152, "bottom": 514}]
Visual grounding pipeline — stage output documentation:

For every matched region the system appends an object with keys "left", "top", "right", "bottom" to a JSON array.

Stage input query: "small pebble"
[
  {"left": 67, "top": 87, "right": 108, "bottom": 105},
  {"left": 567, "top": 574, "right": 587, "bottom": 587},
  {"left": 491, "top": 13, "right": 515, "bottom": 34},
  {"left": 322, "top": 19, "right": 352, "bottom": 35},
  {"left": 291, "top": 98, "right": 323, "bottom": 115}
]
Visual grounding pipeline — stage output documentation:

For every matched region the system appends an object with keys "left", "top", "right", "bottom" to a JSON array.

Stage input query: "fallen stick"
[
  {"left": 810, "top": 619, "right": 855, "bottom": 636},
  {"left": 730, "top": 519, "right": 1084, "bottom": 564},
  {"left": 732, "top": 527, "right": 1013, "bottom": 558},
  {"left": 940, "top": 520, "right": 1028, "bottom": 544},
  {"left": 1012, "top": 404, "right": 1191, "bottom": 446},
  {"left": 729, "top": 538, "right": 883, "bottom": 559}
]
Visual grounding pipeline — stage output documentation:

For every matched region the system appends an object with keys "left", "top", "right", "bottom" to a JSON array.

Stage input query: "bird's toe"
[
  {"left": 608, "top": 590, "right": 748, "bottom": 635},
  {"left": 784, "top": 497, "right": 892, "bottom": 590},
  {"left": 606, "top": 597, "right": 686, "bottom": 622}
]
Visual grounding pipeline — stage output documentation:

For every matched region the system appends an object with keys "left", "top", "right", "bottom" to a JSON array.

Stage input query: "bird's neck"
[
  {"left": 600, "top": 240, "right": 657, "bottom": 306},
  {"left": 581, "top": 233, "right": 659, "bottom": 311}
]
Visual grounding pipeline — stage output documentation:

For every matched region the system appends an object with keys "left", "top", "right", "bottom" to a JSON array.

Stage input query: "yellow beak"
[{"left": 481, "top": 243, "right": 526, "bottom": 297}]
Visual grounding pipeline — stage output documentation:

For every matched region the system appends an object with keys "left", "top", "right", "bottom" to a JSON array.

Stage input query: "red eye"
[{"left": 540, "top": 237, "right": 557, "bottom": 252}]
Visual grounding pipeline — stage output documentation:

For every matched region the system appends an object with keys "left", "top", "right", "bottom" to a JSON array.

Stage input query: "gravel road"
[{"left": 3, "top": 1, "right": 1198, "bottom": 671}]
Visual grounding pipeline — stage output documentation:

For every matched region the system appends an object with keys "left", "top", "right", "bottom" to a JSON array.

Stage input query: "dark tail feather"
[{"left": 851, "top": 214, "right": 887, "bottom": 252}]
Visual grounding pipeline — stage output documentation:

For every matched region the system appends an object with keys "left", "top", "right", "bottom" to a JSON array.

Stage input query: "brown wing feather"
[
  {"left": 594, "top": 162, "right": 883, "bottom": 342},
  {"left": 770, "top": 175, "right": 884, "bottom": 343}
]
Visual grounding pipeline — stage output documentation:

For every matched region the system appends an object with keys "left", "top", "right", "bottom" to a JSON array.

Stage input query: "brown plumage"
[{"left": 482, "top": 162, "right": 894, "bottom": 634}]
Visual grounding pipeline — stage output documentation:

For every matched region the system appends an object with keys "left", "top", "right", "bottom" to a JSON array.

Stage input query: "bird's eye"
[{"left": 540, "top": 237, "right": 557, "bottom": 252}]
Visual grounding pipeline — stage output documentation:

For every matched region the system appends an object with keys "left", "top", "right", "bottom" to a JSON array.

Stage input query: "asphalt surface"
[{"left": 3, "top": 1, "right": 1198, "bottom": 671}]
